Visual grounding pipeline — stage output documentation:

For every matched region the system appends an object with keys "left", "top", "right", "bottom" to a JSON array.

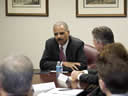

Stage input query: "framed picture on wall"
[
  {"left": 6, "top": 0, "right": 49, "bottom": 16},
  {"left": 76, "top": 0, "right": 127, "bottom": 17}
]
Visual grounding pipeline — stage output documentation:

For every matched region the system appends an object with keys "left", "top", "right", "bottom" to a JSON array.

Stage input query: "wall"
[{"left": 0, "top": 0, "right": 128, "bottom": 69}]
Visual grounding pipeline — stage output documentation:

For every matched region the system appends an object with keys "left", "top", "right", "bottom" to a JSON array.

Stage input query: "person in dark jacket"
[
  {"left": 71, "top": 26, "right": 114, "bottom": 83},
  {"left": 40, "top": 21, "right": 87, "bottom": 72},
  {"left": 73, "top": 26, "right": 114, "bottom": 96}
]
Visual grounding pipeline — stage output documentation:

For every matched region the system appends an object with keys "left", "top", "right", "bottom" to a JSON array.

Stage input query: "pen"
[{"left": 59, "top": 88, "right": 72, "bottom": 91}]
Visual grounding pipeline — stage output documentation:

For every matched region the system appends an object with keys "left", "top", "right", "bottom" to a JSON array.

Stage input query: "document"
[
  {"left": 38, "top": 93, "right": 68, "bottom": 96},
  {"left": 57, "top": 73, "right": 71, "bottom": 87},
  {"left": 57, "top": 73, "right": 69, "bottom": 83},
  {"left": 37, "top": 88, "right": 83, "bottom": 96},
  {"left": 32, "top": 82, "right": 56, "bottom": 92},
  {"left": 48, "top": 88, "right": 83, "bottom": 95}
]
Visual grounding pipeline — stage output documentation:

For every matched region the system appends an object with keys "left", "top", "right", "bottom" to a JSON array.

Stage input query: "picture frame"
[
  {"left": 6, "top": 0, "right": 49, "bottom": 16},
  {"left": 76, "top": 0, "right": 127, "bottom": 17}
]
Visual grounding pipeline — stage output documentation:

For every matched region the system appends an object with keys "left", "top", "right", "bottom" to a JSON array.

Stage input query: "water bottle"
[{"left": 56, "top": 61, "right": 63, "bottom": 78}]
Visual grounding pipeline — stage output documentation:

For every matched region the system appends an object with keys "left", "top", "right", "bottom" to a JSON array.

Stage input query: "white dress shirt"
[{"left": 77, "top": 70, "right": 88, "bottom": 80}]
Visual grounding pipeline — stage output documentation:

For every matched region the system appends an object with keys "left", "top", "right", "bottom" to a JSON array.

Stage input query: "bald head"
[
  {"left": 0, "top": 55, "right": 33, "bottom": 96},
  {"left": 1, "top": 55, "right": 33, "bottom": 72}
]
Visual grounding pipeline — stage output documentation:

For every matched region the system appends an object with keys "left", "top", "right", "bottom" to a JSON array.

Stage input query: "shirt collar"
[
  {"left": 59, "top": 40, "right": 69, "bottom": 56},
  {"left": 59, "top": 39, "right": 69, "bottom": 49}
]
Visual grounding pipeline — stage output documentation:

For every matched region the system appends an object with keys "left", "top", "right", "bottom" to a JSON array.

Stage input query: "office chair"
[{"left": 83, "top": 44, "right": 99, "bottom": 69}]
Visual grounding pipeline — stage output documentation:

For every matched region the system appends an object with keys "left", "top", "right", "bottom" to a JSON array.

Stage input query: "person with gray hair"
[
  {"left": 71, "top": 26, "right": 114, "bottom": 96},
  {"left": 0, "top": 55, "right": 33, "bottom": 96},
  {"left": 40, "top": 21, "right": 87, "bottom": 72},
  {"left": 92, "top": 26, "right": 114, "bottom": 52}
]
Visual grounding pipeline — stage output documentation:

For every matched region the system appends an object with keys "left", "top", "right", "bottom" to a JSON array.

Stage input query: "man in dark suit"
[
  {"left": 72, "top": 26, "right": 114, "bottom": 96},
  {"left": 71, "top": 26, "right": 114, "bottom": 82},
  {"left": 40, "top": 21, "right": 87, "bottom": 72}
]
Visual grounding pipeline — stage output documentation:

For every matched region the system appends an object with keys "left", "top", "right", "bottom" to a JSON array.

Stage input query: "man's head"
[
  {"left": 97, "top": 43, "right": 128, "bottom": 95},
  {"left": 92, "top": 26, "right": 114, "bottom": 51},
  {"left": 0, "top": 55, "right": 33, "bottom": 96},
  {"left": 53, "top": 21, "right": 70, "bottom": 46}
]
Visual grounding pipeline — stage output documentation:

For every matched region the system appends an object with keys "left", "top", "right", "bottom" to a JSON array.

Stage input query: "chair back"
[{"left": 83, "top": 44, "right": 99, "bottom": 69}]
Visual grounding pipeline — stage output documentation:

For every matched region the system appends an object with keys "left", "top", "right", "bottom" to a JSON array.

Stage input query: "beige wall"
[{"left": 0, "top": 0, "right": 128, "bottom": 69}]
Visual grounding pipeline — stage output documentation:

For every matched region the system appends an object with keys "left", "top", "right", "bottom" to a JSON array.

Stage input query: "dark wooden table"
[
  {"left": 28, "top": 70, "right": 89, "bottom": 96},
  {"left": 32, "top": 70, "right": 88, "bottom": 89}
]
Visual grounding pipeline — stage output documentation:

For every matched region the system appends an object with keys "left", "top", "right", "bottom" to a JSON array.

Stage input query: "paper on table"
[
  {"left": 57, "top": 73, "right": 69, "bottom": 82},
  {"left": 47, "top": 88, "right": 83, "bottom": 96},
  {"left": 37, "top": 88, "right": 83, "bottom": 96},
  {"left": 38, "top": 92, "right": 70, "bottom": 96},
  {"left": 32, "top": 82, "right": 56, "bottom": 92},
  {"left": 57, "top": 73, "right": 70, "bottom": 87}
]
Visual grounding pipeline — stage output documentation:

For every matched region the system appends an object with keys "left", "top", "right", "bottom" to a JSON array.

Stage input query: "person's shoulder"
[
  {"left": 70, "top": 36, "right": 84, "bottom": 44},
  {"left": 46, "top": 37, "right": 54, "bottom": 41},
  {"left": 46, "top": 37, "right": 57, "bottom": 45},
  {"left": 46, "top": 37, "right": 55, "bottom": 43}
]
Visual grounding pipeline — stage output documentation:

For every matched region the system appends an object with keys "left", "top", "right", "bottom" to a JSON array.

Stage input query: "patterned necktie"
[{"left": 59, "top": 46, "right": 66, "bottom": 61}]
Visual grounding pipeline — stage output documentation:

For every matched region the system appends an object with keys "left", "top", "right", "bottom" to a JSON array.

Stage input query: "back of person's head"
[
  {"left": 0, "top": 55, "right": 33, "bottom": 96},
  {"left": 92, "top": 26, "right": 114, "bottom": 45},
  {"left": 97, "top": 43, "right": 128, "bottom": 95},
  {"left": 100, "top": 43, "right": 128, "bottom": 61}
]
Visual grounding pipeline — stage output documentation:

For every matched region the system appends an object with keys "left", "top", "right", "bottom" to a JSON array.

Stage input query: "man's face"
[{"left": 53, "top": 25, "right": 69, "bottom": 45}]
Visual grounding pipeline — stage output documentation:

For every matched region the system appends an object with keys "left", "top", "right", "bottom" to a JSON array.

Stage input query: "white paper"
[
  {"left": 32, "top": 82, "right": 56, "bottom": 92},
  {"left": 48, "top": 88, "right": 83, "bottom": 96},
  {"left": 38, "top": 92, "right": 69, "bottom": 96},
  {"left": 57, "top": 73, "right": 70, "bottom": 87},
  {"left": 58, "top": 73, "right": 69, "bottom": 82},
  {"left": 38, "top": 88, "right": 83, "bottom": 96}
]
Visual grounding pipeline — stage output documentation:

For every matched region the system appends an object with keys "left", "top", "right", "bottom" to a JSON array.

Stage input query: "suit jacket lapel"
[
  {"left": 66, "top": 36, "right": 72, "bottom": 61},
  {"left": 54, "top": 39, "right": 60, "bottom": 58}
]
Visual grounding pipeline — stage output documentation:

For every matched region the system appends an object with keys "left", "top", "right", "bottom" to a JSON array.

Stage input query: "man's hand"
[
  {"left": 71, "top": 70, "right": 83, "bottom": 81},
  {"left": 62, "top": 62, "right": 80, "bottom": 70}
]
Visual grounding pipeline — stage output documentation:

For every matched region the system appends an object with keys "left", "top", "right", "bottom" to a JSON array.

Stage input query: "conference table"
[{"left": 29, "top": 69, "right": 93, "bottom": 96}]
